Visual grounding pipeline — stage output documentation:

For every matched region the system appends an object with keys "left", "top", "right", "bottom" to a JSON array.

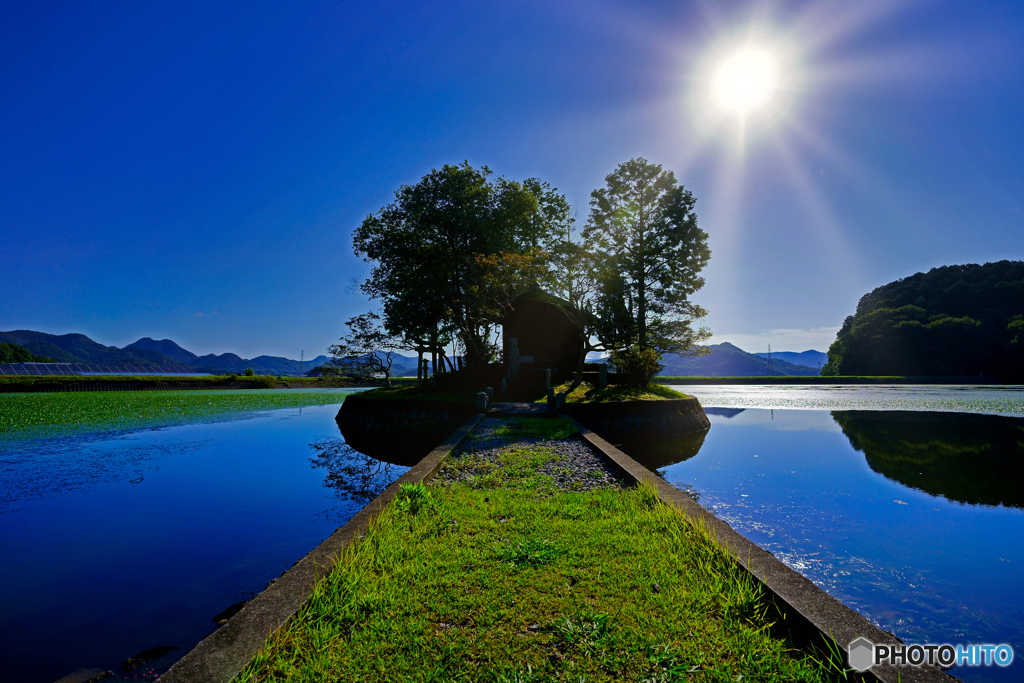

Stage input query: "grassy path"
[{"left": 237, "top": 417, "right": 840, "bottom": 682}]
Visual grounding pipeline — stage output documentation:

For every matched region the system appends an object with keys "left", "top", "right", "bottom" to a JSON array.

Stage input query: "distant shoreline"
[
  {"left": 654, "top": 376, "right": 1006, "bottom": 385},
  {"left": 0, "top": 375, "right": 395, "bottom": 393}
]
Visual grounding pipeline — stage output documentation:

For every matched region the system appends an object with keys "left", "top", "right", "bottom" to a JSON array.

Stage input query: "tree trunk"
[
  {"left": 417, "top": 349, "right": 423, "bottom": 381},
  {"left": 570, "top": 341, "right": 587, "bottom": 391},
  {"left": 638, "top": 272, "right": 647, "bottom": 350}
]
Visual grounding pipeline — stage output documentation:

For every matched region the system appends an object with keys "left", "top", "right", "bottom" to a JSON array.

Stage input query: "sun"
[{"left": 711, "top": 47, "right": 778, "bottom": 116}]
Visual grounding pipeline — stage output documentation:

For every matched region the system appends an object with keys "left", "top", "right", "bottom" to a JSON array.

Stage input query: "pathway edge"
[
  {"left": 570, "top": 417, "right": 957, "bottom": 683},
  {"left": 160, "top": 414, "right": 484, "bottom": 683}
]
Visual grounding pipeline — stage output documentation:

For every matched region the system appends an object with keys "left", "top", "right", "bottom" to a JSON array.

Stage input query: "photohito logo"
[{"left": 847, "top": 638, "right": 1014, "bottom": 671}]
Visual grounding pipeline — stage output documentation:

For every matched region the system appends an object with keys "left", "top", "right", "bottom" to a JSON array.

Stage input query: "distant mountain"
[
  {"left": 0, "top": 330, "right": 187, "bottom": 367},
  {"left": 128, "top": 337, "right": 199, "bottom": 365},
  {"left": 130, "top": 337, "right": 338, "bottom": 375},
  {"left": 754, "top": 349, "right": 828, "bottom": 370},
  {"left": 310, "top": 353, "right": 421, "bottom": 377},
  {"left": 5, "top": 329, "right": 453, "bottom": 377},
  {"left": 659, "top": 342, "right": 820, "bottom": 376}
]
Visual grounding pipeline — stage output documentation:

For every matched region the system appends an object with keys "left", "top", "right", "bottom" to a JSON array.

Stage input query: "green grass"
[
  {"left": 0, "top": 389, "right": 357, "bottom": 441},
  {"left": 237, "top": 420, "right": 843, "bottom": 683},
  {"left": 541, "top": 382, "right": 689, "bottom": 404},
  {"left": 489, "top": 416, "right": 579, "bottom": 440}
]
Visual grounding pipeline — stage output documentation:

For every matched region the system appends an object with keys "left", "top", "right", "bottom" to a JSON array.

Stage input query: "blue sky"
[{"left": 2, "top": 1, "right": 1022, "bottom": 358}]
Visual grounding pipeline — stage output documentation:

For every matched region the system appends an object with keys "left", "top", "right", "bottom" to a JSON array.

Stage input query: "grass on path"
[
  {"left": 0, "top": 389, "right": 357, "bottom": 441},
  {"left": 238, "top": 420, "right": 842, "bottom": 683},
  {"left": 541, "top": 382, "right": 690, "bottom": 404}
]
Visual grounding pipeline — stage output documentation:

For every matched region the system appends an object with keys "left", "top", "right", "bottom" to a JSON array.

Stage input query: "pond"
[
  {"left": 0, "top": 389, "right": 410, "bottom": 683},
  {"left": 3, "top": 385, "right": 1022, "bottom": 681},
  {"left": 637, "top": 384, "right": 1024, "bottom": 683}
]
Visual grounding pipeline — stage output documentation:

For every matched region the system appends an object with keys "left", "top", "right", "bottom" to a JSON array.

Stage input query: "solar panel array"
[{"left": 0, "top": 363, "right": 205, "bottom": 376}]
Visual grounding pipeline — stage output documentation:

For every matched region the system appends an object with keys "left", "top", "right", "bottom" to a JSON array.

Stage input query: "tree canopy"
[
  {"left": 0, "top": 341, "right": 54, "bottom": 364},
  {"left": 348, "top": 159, "right": 711, "bottom": 383},
  {"left": 822, "top": 261, "right": 1024, "bottom": 378},
  {"left": 353, "top": 162, "right": 571, "bottom": 369},
  {"left": 583, "top": 158, "right": 711, "bottom": 355}
]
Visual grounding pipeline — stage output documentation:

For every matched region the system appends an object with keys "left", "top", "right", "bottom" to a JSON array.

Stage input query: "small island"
[{"left": 330, "top": 159, "right": 714, "bottom": 456}]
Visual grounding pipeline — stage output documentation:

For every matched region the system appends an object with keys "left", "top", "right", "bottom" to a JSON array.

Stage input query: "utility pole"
[
  {"left": 300, "top": 350, "right": 304, "bottom": 377},
  {"left": 768, "top": 343, "right": 774, "bottom": 377}
]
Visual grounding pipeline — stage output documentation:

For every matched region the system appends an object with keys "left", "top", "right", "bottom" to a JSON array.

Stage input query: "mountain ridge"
[
  {"left": 753, "top": 349, "right": 828, "bottom": 370},
  {"left": 659, "top": 342, "right": 821, "bottom": 376},
  {"left": 0, "top": 330, "right": 340, "bottom": 376},
  {"left": 3, "top": 329, "right": 822, "bottom": 378}
]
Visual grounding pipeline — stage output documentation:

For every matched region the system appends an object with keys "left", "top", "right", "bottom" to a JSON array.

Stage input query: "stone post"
[
  {"left": 554, "top": 392, "right": 566, "bottom": 412},
  {"left": 545, "top": 369, "right": 551, "bottom": 388},
  {"left": 546, "top": 386, "right": 555, "bottom": 406},
  {"left": 501, "top": 377, "right": 507, "bottom": 399},
  {"left": 485, "top": 386, "right": 493, "bottom": 400},
  {"left": 477, "top": 392, "right": 488, "bottom": 413},
  {"left": 598, "top": 363, "right": 608, "bottom": 389}
]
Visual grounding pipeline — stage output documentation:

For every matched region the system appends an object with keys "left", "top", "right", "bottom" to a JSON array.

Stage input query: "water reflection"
[
  {"left": 704, "top": 407, "right": 746, "bottom": 419},
  {"left": 833, "top": 410, "right": 1024, "bottom": 509},
  {"left": 611, "top": 429, "right": 709, "bottom": 470},
  {"left": 644, "top": 407, "right": 1024, "bottom": 682},
  {"left": 334, "top": 419, "right": 448, "bottom": 467},
  {"left": 309, "top": 438, "right": 404, "bottom": 504}
]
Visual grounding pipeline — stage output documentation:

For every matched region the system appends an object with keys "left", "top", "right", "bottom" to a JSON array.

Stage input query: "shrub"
[
  {"left": 609, "top": 346, "right": 664, "bottom": 387},
  {"left": 394, "top": 482, "right": 432, "bottom": 513},
  {"left": 250, "top": 375, "right": 277, "bottom": 388}
]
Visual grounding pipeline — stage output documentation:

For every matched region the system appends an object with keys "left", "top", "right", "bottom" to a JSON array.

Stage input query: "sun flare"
[{"left": 711, "top": 48, "right": 778, "bottom": 116}]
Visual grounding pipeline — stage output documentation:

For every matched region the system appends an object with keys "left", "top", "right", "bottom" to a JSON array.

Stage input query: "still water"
[
  {"left": 3, "top": 385, "right": 1022, "bottom": 681},
  {"left": 650, "top": 385, "right": 1024, "bottom": 683},
  {"left": 0, "top": 399, "right": 404, "bottom": 682}
]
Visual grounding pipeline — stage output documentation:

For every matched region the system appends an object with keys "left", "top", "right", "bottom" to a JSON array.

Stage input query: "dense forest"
[
  {"left": 0, "top": 341, "right": 53, "bottom": 364},
  {"left": 822, "top": 261, "right": 1024, "bottom": 379}
]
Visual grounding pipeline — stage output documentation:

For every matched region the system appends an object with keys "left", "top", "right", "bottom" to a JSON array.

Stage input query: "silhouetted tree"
[
  {"left": 354, "top": 162, "right": 572, "bottom": 370},
  {"left": 584, "top": 158, "right": 711, "bottom": 355}
]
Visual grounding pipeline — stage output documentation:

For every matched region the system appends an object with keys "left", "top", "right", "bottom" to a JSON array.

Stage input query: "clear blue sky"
[{"left": 2, "top": 1, "right": 1022, "bottom": 358}]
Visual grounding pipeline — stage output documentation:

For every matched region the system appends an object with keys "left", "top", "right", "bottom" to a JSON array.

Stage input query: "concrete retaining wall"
[
  {"left": 564, "top": 397, "right": 710, "bottom": 442},
  {"left": 160, "top": 414, "right": 484, "bottom": 683},
  {"left": 335, "top": 395, "right": 479, "bottom": 465},
  {"left": 570, "top": 418, "right": 956, "bottom": 683}
]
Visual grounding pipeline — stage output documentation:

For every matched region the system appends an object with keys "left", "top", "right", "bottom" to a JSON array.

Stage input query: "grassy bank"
[
  {"left": 544, "top": 382, "right": 689, "bottom": 403},
  {"left": 0, "top": 389, "right": 359, "bottom": 441},
  {"left": 237, "top": 418, "right": 839, "bottom": 683}
]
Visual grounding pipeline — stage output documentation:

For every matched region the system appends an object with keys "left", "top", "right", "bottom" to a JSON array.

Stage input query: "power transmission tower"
[
  {"left": 300, "top": 350, "right": 304, "bottom": 377},
  {"left": 768, "top": 343, "right": 774, "bottom": 377}
]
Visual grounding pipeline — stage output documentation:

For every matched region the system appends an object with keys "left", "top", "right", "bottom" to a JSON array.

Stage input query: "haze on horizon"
[{"left": 2, "top": 1, "right": 1022, "bottom": 359}]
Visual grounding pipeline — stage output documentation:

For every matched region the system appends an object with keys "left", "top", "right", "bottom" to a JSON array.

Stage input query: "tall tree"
[
  {"left": 584, "top": 158, "right": 711, "bottom": 354},
  {"left": 354, "top": 162, "right": 571, "bottom": 369}
]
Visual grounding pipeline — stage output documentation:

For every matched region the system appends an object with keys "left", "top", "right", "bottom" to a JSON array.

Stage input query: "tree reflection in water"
[
  {"left": 833, "top": 410, "right": 1024, "bottom": 509},
  {"left": 309, "top": 438, "right": 405, "bottom": 505}
]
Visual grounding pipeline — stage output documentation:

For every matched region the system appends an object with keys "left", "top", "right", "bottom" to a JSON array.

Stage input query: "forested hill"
[
  {"left": 822, "top": 260, "right": 1024, "bottom": 379},
  {"left": 0, "top": 341, "right": 54, "bottom": 363}
]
